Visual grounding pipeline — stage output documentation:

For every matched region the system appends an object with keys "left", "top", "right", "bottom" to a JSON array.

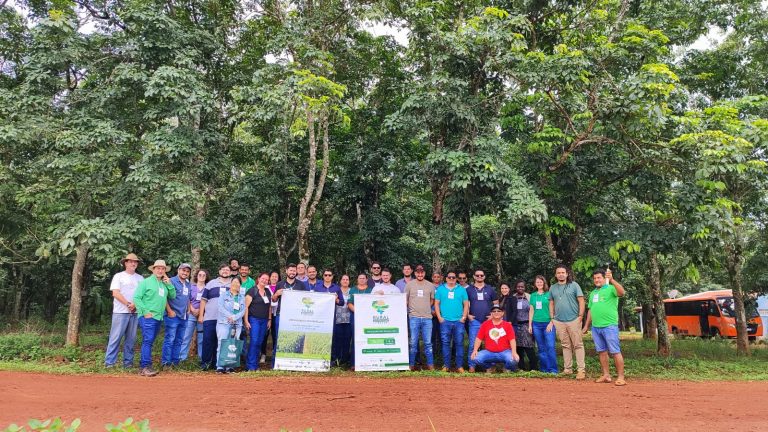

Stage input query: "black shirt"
[
  {"left": 275, "top": 279, "right": 307, "bottom": 315},
  {"left": 246, "top": 287, "right": 272, "bottom": 319}
]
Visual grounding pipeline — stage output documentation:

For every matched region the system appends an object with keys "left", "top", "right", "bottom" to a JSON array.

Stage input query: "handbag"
[{"left": 217, "top": 325, "right": 244, "bottom": 368}]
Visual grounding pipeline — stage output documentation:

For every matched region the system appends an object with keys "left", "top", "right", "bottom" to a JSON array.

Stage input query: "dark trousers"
[
  {"left": 516, "top": 346, "right": 538, "bottom": 371},
  {"left": 331, "top": 322, "right": 353, "bottom": 367},
  {"left": 200, "top": 320, "right": 218, "bottom": 370}
]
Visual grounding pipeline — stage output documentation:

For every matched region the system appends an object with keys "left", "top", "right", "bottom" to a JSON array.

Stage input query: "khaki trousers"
[{"left": 554, "top": 318, "right": 585, "bottom": 372}]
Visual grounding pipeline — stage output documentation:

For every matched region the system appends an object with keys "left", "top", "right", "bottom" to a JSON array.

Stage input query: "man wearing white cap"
[
  {"left": 104, "top": 253, "right": 144, "bottom": 368},
  {"left": 133, "top": 259, "right": 176, "bottom": 377}
]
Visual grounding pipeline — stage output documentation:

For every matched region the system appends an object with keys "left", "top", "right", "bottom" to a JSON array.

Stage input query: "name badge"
[
  {"left": 497, "top": 327, "right": 507, "bottom": 338},
  {"left": 477, "top": 293, "right": 484, "bottom": 301},
  {"left": 593, "top": 293, "right": 600, "bottom": 303},
  {"left": 158, "top": 287, "right": 165, "bottom": 297},
  {"left": 196, "top": 293, "right": 202, "bottom": 301},
  {"left": 220, "top": 287, "right": 226, "bottom": 295},
  {"left": 417, "top": 289, "right": 424, "bottom": 298},
  {"left": 517, "top": 300, "right": 523, "bottom": 310},
  {"left": 535, "top": 301, "right": 542, "bottom": 310},
  {"left": 182, "top": 287, "right": 189, "bottom": 296},
  {"left": 448, "top": 291, "right": 455, "bottom": 300},
  {"left": 233, "top": 302, "right": 240, "bottom": 310},
  {"left": 262, "top": 295, "right": 269, "bottom": 304}
]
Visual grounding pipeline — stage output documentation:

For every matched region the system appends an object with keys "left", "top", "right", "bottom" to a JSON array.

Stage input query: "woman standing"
[
  {"left": 245, "top": 273, "right": 271, "bottom": 371},
  {"left": 498, "top": 283, "right": 512, "bottom": 321},
  {"left": 528, "top": 275, "right": 558, "bottom": 373},
  {"left": 331, "top": 274, "right": 354, "bottom": 368},
  {"left": 181, "top": 269, "right": 208, "bottom": 361},
  {"left": 216, "top": 277, "right": 246, "bottom": 373},
  {"left": 260, "top": 271, "right": 280, "bottom": 364},
  {"left": 509, "top": 279, "right": 537, "bottom": 371}
]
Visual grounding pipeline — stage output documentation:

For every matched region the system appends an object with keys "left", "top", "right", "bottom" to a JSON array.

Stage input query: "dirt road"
[{"left": 2, "top": 371, "right": 765, "bottom": 431}]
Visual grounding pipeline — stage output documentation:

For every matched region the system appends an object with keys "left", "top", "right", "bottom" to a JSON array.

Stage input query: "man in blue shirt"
[
  {"left": 435, "top": 271, "right": 469, "bottom": 372},
  {"left": 162, "top": 263, "right": 191, "bottom": 368},
  {"left": 466, "top": 268, "right": 498, "bottom": 372}
]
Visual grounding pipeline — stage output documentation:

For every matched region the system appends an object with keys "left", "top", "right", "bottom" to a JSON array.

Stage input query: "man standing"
[
  {"left": 466, "top": 268, "right": 497, "bottom": 372},
  {"left": 316, "top": 269, "right": 345, "bottom": 306},
  {"left": 236, "top": 263, "right": 255, "bottom": 292},
  {"left": 431, "top": 272, "right": 443, "bottom": 286},
  {"left": 457, "top": 271, "right": 470, "bottom": 289},
  {"left": 198, "top": 264, "right": 232, "bottom": 370},
  {"left": 583, "top": 268, "right": 627, "bottom": 386},
  {"left": 104, "top": 253, "right": 144, "bottom": 369},
  {"left": 133, "top": 259, "right": 176, "bottom": 377},
  {"left": 469, "top": 305, "right": 519, "bottom": 373},
  {"left": 367, "top": 262, "right": 383, "bottom": 288},
  {"left": 395, "top": 264, "right": 413, "bottom": 294},
  {"left": 434, "top": 270, "right": 469, "bottom": 372},
  {"left": 372, "top": 269, "right": 400, "bottom": 295},
  {"left": 271, "top": 263, "right": 307, "bottom": 363},
  {"left": 229, "top": 258, "right": 240, "bottom": 274},
  {"left": 162, "top": 263, "right": 191, "bottom": 368},
  {"left": 550, "top": 264, "right": 586, "bottom": 379},
  {"left": 296, "top": 262, "right": 309, "bottom": 283},
  {"left": 305, "top": 265, "right": 322, "bottom": 291},
  {"left": 404, "top": 265, "right": 435, "bottom": 371}
]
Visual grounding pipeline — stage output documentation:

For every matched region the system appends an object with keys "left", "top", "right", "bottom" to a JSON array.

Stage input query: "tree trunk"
[
  {"left": 649, "top": 250, "right": 670, "bottom": 356},
  {"left": 461, "top": 197, "right": 472, "bottom": 272},
  {"left": 430, "top": 177, "right": 450, "bottom": 274},
  {"left": 357, "top": 202, "right": 375, "bottom": 268},
  {"left": 641, "top": 302, "right": 656, "bottom": 339},
  {"left": 297, "top": 111, "right": 331, "bottom": 263},
  {"left": 66, "top": 243, "right": 89, "bottom": 346},
  {"left": 492, "top": 230, "right": 505, "bottom": 284},
  {"left": 190, "top": 199, "right": 205, "bottom": 274},
  {"left": 725, "top": 241, "right": 749, "bottom": 355},
  {"left": 543, "top": 230, "right": 557, "bottom": 260}
]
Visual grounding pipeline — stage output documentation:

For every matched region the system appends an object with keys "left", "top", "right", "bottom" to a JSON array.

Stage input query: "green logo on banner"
[
  {"left": 371, "top": 300, "right": 390, "bottom": 324},
  {"left": 301, "top": 297, "right": 315, "bottom": 316}
]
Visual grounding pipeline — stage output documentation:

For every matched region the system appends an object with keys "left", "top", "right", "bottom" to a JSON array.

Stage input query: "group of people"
[{"left": 104, "top": 255, "right": 627, "bottom": 385}]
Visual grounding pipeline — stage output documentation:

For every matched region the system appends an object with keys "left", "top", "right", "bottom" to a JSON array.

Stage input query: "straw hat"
[
  {"left": 120, "top": 253, "right": 142, "bottom": 264},
  {"left": 148, "top": 259, "right": 169, "bottom": 271}
]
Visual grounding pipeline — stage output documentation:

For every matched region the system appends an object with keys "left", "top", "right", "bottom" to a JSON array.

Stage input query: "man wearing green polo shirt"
[
  {"left": 582, "top": 268, "right": 626, "bottom": 386},
  {"left": 134, "top": 259, "right": 176, "bottom": 377},
  {"left": 236, "top": 263, "right": 255, "bottom": 364}
]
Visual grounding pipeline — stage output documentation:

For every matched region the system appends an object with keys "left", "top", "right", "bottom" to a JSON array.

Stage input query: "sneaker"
[
  {"left": 216, "top": 368, "right": 226, "bottom": 374},
  {"left": 561, "top": 369, "right": 574, "bottom": 375},
  {"left": 139, "top": 368, "right": 158, "bottom": 377},
  {"left": 105, "top": 364, "right": 116, "bottom": 369},
  {"left": 576, "top": 371, "right": 586, "bottom": 380},
  {"left": 441, "top": 367, "right": 449, "bottom": 372},
  {"left": 456, "top": 368, "right": 465, "bottom": 373}
]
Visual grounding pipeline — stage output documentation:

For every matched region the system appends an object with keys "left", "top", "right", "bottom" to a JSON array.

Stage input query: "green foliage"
[
  {"left": 0, "top": 333, "right": 43, "bottom": 361},
  {"left": 3, "top": 418, "right": 80, "bottom": 432}
]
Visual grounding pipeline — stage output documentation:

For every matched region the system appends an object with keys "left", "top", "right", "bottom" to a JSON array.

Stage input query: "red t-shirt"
[{"left": 477, "top": 319, "right": 516, "bottom": 352}]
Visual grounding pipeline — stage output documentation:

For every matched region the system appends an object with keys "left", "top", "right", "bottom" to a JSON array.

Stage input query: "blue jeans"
[
  {"left": 104, "top": 313, "right": 138, "bottom": 367},
  {"left": 475, "top": 349, "right": 518, "bottom": 371},
  {"left": 246, "top": 317, "right": 269, "bottom": 370},
  {"left": 271, "top": 315, "right": 281, "bottom": 367},
  {"left": 440, "top": 320, "right": 464, "bottom": 369},
  {"left": 532, "top": 321, "right": 558, "bottom": 373},
  {"left": 332, "top": 322, "right": 353, "bottom": 367},
  {"left": 161, "top": 315, "right": 186, "bottom": 365},
  {"left": 180, "top": 317, "right": 202, "bottom": 361},
  {"left": 409, "top": 317, "right": 434, "bottom": 367},
  {"left": 138, "top": 316, "right": 162, "bottom": 369},
  {"left": 466, "top": 319, "right": 482, "bottom": 368},
  {"left": 200, "top": 320, "right": 218, "bottom": 370},
  {"left": 216, "top": 322, "right": 242, "bottom": 369}
]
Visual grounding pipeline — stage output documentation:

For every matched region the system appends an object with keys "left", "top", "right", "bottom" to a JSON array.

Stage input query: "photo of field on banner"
[
  {"left": 354, "top": 293, "right": 410, "bottom": 371},
  {"left": 274, "top": 290, "right": 336, "bottom": 372}
]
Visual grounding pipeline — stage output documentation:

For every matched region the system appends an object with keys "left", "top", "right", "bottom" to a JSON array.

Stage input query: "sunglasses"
[
  {"left": 372, "top": 266, "right": 381, "bottom": 270},
  {"left": 323, "top": 274, "right": 333, "bottom": 277},
  {"left": 446, "top": 275, "right": 456, "bottom": 279},
  {"left": 474, "top": 274, "right": 485, "bottom": 278}
]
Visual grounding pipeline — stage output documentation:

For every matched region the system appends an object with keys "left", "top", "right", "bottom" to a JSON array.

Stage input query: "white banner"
[
  {"left": 354, "top": 293, "right": 410, "bottom": 371},
  {"left": 275, "top": 290, "right": 336, "bottom": 372}
]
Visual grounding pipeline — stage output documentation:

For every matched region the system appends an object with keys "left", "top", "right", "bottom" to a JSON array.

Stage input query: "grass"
[{"left": 0, "top": 324, "right": 766, "bottom": 380}]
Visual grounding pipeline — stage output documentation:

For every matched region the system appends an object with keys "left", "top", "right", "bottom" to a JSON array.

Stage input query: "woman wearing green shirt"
[{"left": 528, "top": 275, "right": 558, "bottom": 373}]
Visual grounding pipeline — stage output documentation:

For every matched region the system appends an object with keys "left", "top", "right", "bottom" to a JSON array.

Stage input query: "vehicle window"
[
  {"left": 717, "top": 298, "right": 736, "bottom": 318},
  {"left": 708, "top": 300, "right": 720, "bottom": 317}
]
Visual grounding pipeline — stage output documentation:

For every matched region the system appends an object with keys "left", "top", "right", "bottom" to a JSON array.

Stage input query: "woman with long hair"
[
  {"left": 181, "top": 268, "right": 209, "bottom": 360},
  {"left": 528, "top": 275, "right": 558, "bottom": 373},
  {"left": 331, "top": 274, "right": 354, "bottom": 368},
  {"left": 498, "top": 283, "right": 512, "bottom": 320},
  {"left": 244, "top": 273, "right": 271, "bottom": 371}
]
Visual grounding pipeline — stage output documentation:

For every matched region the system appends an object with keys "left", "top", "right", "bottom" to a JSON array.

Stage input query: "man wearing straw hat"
[
  {"left": 104, "top": 253, "right": 144, "bottom": 369},
  {"left": 134, "top": 259, "right": 176, "bottom": 377}
]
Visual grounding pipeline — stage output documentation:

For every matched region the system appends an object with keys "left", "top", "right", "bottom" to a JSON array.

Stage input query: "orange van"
[{"left": 665, "top": 289, "right": 763, "bottom": 339}]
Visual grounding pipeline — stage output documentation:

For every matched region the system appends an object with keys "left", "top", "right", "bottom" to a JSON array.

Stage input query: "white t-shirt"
[
  {"left": 110, "top": 271, "right": 144, "bottom": 313},
  {"left": 372, "top": 283, "right": 402, "bottom": 295}
]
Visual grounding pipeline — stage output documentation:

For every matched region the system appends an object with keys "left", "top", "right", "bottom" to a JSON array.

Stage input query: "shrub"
[{"left": 0, "top": 333, "right": 44, "bottom": 361}]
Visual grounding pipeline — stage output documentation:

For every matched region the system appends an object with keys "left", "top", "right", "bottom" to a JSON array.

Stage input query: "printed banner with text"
[
  {"left": 274, "top": 290, "right": 335, "bottom": 372},
  {"left": 354, "top": 293, "right": 410, "bottom": 371}
]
